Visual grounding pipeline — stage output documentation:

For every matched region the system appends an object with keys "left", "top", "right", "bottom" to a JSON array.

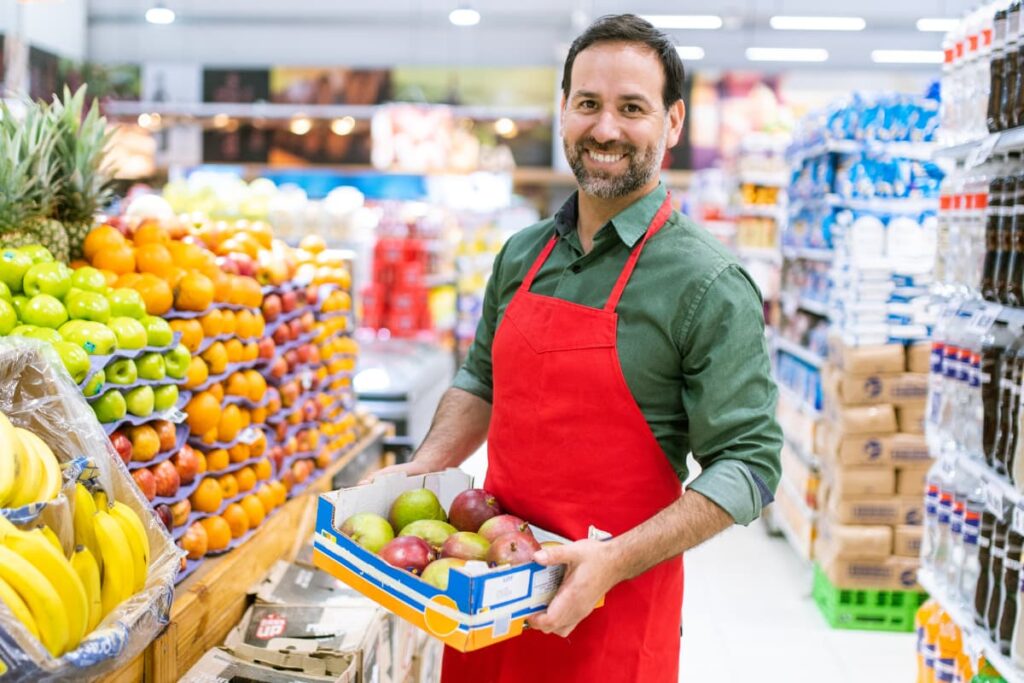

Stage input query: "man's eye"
[
  {"left": 623, "top": 104, "right": 642, "bottom": 114},
  {"left": 578, "top": 100, "right": 597, "bottom": 109}
]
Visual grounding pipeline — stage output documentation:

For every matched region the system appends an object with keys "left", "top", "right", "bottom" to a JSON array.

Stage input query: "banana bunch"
[
  {"left": 0, "top": 411, "right": 62, "bottom": 508},
  {"left": 0, "top": 485, "right": 150, "bottom": 658}
]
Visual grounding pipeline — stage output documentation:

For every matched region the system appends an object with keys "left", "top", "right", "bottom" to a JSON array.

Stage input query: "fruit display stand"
[{"left": 101, "top": 419, "right": 389, "bottom": 683}]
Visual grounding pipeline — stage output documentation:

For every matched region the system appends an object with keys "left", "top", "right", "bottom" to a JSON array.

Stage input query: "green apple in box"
[
  {"left": 106, "top": 288, "right": 146, "bottom": 320},
  {"left": 140, "top": 315, "right": 173, "bottom": 347},
  {"left": 60, "top": 319, "right": 117, "bottom": 355},
  {"left": 163, "top": 344, "right": 190, "bottom": 380},
  {"left": 18, "top": 245, "right": 54, "bottom": 264},
  {"left": 153, "top": 385, "right": 179, "bottom": 412},
  {"left": 106, "top": 358, "right": 138, "bottom": 385},
  {"left": 136, "top": 352, "right": 166, "bottom": 381},
  {"left": 0, "top": 299, "right": 16, "bottom": 335},
  {"left": 125, "top": 386, "right": 155, "bottom": 417},
  {"left": 19, "top": 327, "right": 62, "bottom": 345},
  {"left": 108, "top": 316, "right": 147, "bottom": 350},
  {"left": 21, "top": 294, "right": 68, "bottom": 329},
  {"left": 23, "top": 263, "right": 71, "bottom": 299},
  {"left": 70, "top": 266, "right": 108, "bottom": 294},
  {"left": 53, "top": 340, "right": 90, "bottom": 383},
  {"left": 66, "top": 290, "right": 111, "bottom": 323},
  {"left": 0, "top": 250, "right": 32, "bottom": 293},
  {"left": 82, "top": 369, "right": 105, "bottom": 397},
  {"left": 93, "top": 390, "right": 126, "bottom": 423}
]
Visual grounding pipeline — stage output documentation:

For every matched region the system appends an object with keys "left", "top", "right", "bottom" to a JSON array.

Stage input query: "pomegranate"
[{"left": 448, "top": 488, "right": 503, "bottom": 532}]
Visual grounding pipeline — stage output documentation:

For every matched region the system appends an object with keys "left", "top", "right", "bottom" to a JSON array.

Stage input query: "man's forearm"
[
  {"left": 609, "top": 489, "right": 733, "bottom": 581},
  {"left": 413, "top": 387, "right": 492, "bottom": 471}
]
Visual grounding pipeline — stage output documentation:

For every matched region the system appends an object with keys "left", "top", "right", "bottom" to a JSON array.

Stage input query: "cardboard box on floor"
[
  {"left": 907, "top": 343, "right": 930, "bottom": 374},
  {"left": 815, "top": 519, "right": 892, "bottom": 559},
  {"left": 224, "top": 604, "right": 389, "bottom": 683},
  {"left": 894, "top": 525, "right": 923, "bottom": 557},
  {"left": 896, "top": 466, "right": 931, "bottom": 496},
  {"left": 827, "top": 338, "right": 905, "bottom": 375},
  {"left": 824, "top": 403, "right": 899, "bottom": 435},
  {"left": 818, "top": 427, "right": 930, "bottom": 467},
  {"left": 313, "top": 469, "right": 591, "bottom": 652},
  {"left": 898, "top": 405, "right": 926, "bottom": 434},
  {"left": 825, "top": 494, "right": 923, "bottom": 527},
  {"left": 818, "top": 552, "right": 921, "bottom": 591},
  {"left": 822, "top": 368, "right": 928, "bottom": 407},
  {"left": 819, "top": 464, "right": 896, "bottom": 498},
  {"left": 256, "top": 560, "right": 371, "bottom": 607},
  {"left": 180, "top": 647, "right": 351, "bottom": 682}
]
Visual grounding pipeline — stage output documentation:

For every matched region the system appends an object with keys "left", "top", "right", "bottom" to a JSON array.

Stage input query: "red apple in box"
[
  {"left": 272, "top": 324, "right": 291, "bottom": 346},
  {"left": 305, "top": 285, "right": 319, "bottom": 306},
  {"left": 380, "top": 536, "right": 434, "bottom": 576},
  {"left": 284, "top": 349, "right": 300, "bottom": 372},
  {"left": 258, "top": 337, "right": 276, "bottom": 360},
  {"left": 269, "top": 445, "right": 285, "bottom": 471},
  {"left": 152, "top": 419, "right": 177, "bottom": 453},
  {"left": 486, "top": 531, "right": 541, "bottom": 567},
  {"left": 280, "top": 381, "right": 300, "bottom": 407},
  {"left": 302, "top": 400, "right": 318, "bottom": 422},
  {"left": 307, "top": 345, "right": 321, "bottom": 365},
  {"left": 216, "top": 256, "right": 240, "bottom": 275},
  {"left": 269, "top": 357, "right": 288, "bottom": 380},
  {"left": 288, "top": 318, "right": 304, "bottom": 340},
  {"left": 110, "top": 430, "right": 133, "bottom": 466},
  {"left": 273, "top": 421, "right": 288, "bottom": 443},
  {"left": 266, "top": 388, "right": 282, "bottom": 414},
  {"left": 173, "top": 444, "right": 200, "bottom": 485},
  {"left": 281, "top": 290, "right": 298, "bottom": 314},
  {"left": 300, "top": 312, "right": 315, "bottom": 333},
  {"left": 152, "top": 460, "right": 181, "bottom": 498},
  {"left": 262, "top": 294, "right": 282, "bottom": 322},
  {"left": 296, "top": 344, "right": 313, "bottom": 364},
  {"left": 132, "top": 468, "right": 157, "bottom": 501},
  {"left": 229, "top": 252, "right": 256, "bottom": 278},
  {"left": 154, "top": 503, "right": 173, "bottom": 532}
]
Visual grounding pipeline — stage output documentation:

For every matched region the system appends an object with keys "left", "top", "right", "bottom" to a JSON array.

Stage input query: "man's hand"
[
  {"left": 357, "top": 459, "right": 435, "bottom": 485},
  {"left": 526, "top": 539, "right": 623, "bottom": 638}
]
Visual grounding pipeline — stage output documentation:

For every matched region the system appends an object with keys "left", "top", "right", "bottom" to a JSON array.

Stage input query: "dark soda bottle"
[
  {"left": 976, "top": 511, "right": 998, "bottom": 627},
  {"left": 997, "top": 530, "right": 1023, "bottom": 654},
  {"left": 991, "top": 9, "right": 1009, "bottom": 133},
  {"left": 986, "top": 520, "right": 1009, "bottom": 637},
  {"left": 1002, "top": 2, "right": 1022, "bottom": 129},
  {"left": 983, "top": 176, "right": 1007, "bottom": 302}
]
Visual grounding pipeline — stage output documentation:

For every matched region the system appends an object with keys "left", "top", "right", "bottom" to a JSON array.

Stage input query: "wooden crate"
[{"left": 101, "top": 422, "right": 389, "bottom": 682}]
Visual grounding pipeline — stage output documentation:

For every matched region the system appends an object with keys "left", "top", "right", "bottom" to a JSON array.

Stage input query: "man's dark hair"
[{"left": 561, "top": 14, "right": 685, "bottom": 110}]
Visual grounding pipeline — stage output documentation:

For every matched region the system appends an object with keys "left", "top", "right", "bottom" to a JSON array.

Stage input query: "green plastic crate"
[{"left": 812, "top": 564, "right": 928, "bottom": 633}]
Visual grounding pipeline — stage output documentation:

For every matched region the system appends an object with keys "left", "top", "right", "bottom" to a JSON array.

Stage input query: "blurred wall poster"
[
  {"left": 57, "top": 61, "right": 140, "bottom": 102},
  {"left": 28, "top": 46, "right": 58, "bottom": 101},
  {"left": 202, "top": 68, "right": 271, "bottom": 163},
  {"left": 268, "top": 67, "right": 390, "bottom": 165},
  {"left": 687, "top": 72, "right": 785, "bottom": 169}
]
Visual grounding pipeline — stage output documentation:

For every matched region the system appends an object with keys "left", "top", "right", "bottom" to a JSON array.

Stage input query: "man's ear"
[
  {"left": 559, "top": 93, "right": 567, "bottom": 137},
  {"left": 666, "top": 99, "right": 686, "bottom": 148}
]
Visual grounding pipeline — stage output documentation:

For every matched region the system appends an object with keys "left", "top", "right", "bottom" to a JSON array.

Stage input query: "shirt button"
[{"left": 571, "top": 265, "right": 581, "bottom": 274}]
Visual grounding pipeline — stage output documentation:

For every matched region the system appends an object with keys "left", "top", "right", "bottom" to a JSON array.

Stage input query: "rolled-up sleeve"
[
  {"left": 681, "top": 264, "right": 783, "bottom": 526},
  {"left": 451, "top": 242, "right": 509, "bottom": 404}
]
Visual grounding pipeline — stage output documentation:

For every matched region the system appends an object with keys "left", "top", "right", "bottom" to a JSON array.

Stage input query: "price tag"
[
  {"left": 968, "top": 303, "right": 1003, "bottom": 335},
  {"left": 165, "top": 407, "right": 188, "bottom": 425},
  {"left": 301, "top": 373, "right": 313, "bottom": 391},
  {"left": 239, "top": 426, "right": 259, "bottom": 445},
  {"left": 1012, "top": 505, "right": 1024, "bottom": 535},
  {"left": 967, "top": 133, "right": 1002, "bottom": 168},
  {"left": 985, "top": 481, "right": 1005, "bottom": 518}
]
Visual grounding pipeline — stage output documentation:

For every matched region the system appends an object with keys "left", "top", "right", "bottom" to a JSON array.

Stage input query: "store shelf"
[
  {"left": 782, "top": 246, "right": 834, "bottom": 262},
  {"left": 934, "top": 127, "right": 1024, "bottom": 163},
  {"left": 917, "top": 568, "right": 1024, "bottom": 683},
  {"left": 103, "top": 422, "right": 389, "bottom": 683},
  {"left": 739, "top": 171, "right": 790, "bottom": 187},
  {"left": 784, "top": 434, "right": 822, "bottom": 470},
  {"left": 737, "top": 247, "right": 782, "bottom": 264},
  {"left": 737, "top": 204, "right": 785, "bottom": 219},
  {"left": 777, "top": 383, "right": 822, "bottom": 419},
  {"left": 789, "top": 194, "right": 936, "bottom": 215},
  {"left": 775, "top": 336, "right": 825, "bottom": 369},
  {"left": 788, "top": 138, "right": 937, "bottom": 166}
]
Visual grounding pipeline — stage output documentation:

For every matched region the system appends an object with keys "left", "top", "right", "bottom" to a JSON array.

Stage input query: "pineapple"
[
  {"left": 0, "top": 100, "right": 69, "bottom": 261},
  {"left": 49, "top": 86, "right": 116, "bottom": 260}
]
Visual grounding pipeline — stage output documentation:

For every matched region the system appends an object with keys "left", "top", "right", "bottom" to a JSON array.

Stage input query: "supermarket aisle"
[{"left": 681, "top": 523, "right": 914, "bottom": 682}]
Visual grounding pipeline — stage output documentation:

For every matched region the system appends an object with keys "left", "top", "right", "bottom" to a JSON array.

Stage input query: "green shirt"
[{"left": 454, "top": 183, "right": 782, "bottom": 525}]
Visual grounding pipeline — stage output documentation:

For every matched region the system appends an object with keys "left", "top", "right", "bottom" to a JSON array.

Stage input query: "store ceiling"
[{"left": 88, "top": 0, "right": 976, "bottom": 71}]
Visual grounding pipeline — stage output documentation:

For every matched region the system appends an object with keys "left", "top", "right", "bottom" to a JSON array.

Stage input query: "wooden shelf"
[{"left": 101, "top": 422, "right": 389, "bottom": 683}]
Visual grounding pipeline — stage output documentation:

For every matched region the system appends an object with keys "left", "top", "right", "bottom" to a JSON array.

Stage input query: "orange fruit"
[
  {"left": 218, "top": 404, "right": 243, "bottom": 443},
  {"left": 251, "top": 407, "right": 268, "bottom": 425},
  {"left": 235, "top": 466, "right": 257, "bottom": 492},
  {"left": 175, "top": 271, "right": 215, "bottom": 312},
  {"left": 190, "top": 478, "right": 224, "bottom": 513},
  {"left": 180, "top": 521, "right": 208, "bottom": 560},
  {"left": 163, "top": 266, "right": 187, "bottom": 289},
  {"left": 171, "top": 319, "right": 204, "bottom": 353},
  {"left": 224, "top": 338, "right": 244, "bottom": 364},
  {"left": 240, "top": 495, "right": 266, "bottom": 527},
  {"left": 93, "top": 242, "right": 136, "bottom": 275},
  {"left": 199, "top": 310, "right": 224, "bottom": 338},
  {"left": 239, "top": 408, "right": 251, "bottom": 429},
  {"left": 267, "top": 480, "right": 287, "bottom": 507},
  {"left": 200, "top": 427, "right": 218, "bottom": 446},
  {"left": 256, "top": 485, "right": 277, "bottom": 512},
  {"left": 211, "top": 271, "right": 233, "bottom": 303},
  {"left": 244, "top": 371, "right": 267, "bottom": 402},
  {"left": 225, "top": 276, "right": 246, "bottom": 306},
  {"left": 195, "top": 451, "right": 207, "bottom": 475},
  {"left": 226, "top": 372, "right": 249, "bottom": 397},
  {"left": 222, "top": 503, "right": 249, "bottom": 539},
  {"left": 228, "top": 442, "right": 250, "bottom": 464},
  {"left": 133, "top": 222, "right": 171, "bottom": 246},
  {"left": 242, "top": 342, "right": 259, "bottom": 362},
  {"left": 83, "top": 225, "right": 126, "bottom": 261},
  {"left": 200, "top": 515, "right": 232, "bottom": 551},
  {"left": 300, "top": 235, "right": 326, "bottom": 254},
  {"left": 206, "top": 448, "right": 229, "bottom": 471},
  {"left": 136, "top": 243, "right": 174, "bottom": 277},
  {"left": 202, "top": 342, "right": 228, "bottom": 375},
  {"left": 236, "top": 277, "right": 263, "bottom": 308},
  {"left": 133, "top": 273, "right": 174, "bottom": 315},
  {"left": 219, "top": 473, "right": 239, "bottom": 499},
  {"left": 253, "top": 313, "right": 266, "bottom": 338},
  {"left": 254, "top": 458, "right": 272, "bottom": 481},
  {"left": 235, "top": 310, "right": 256, "bottom": 339},
  {"left": 207, "top": 382, "right": 224, "bottom": 403},
  {"left": 220, "top": 311, "right": 237, "bottom": 337},
  {"left": 116, "top": 273, "right": 143, "bottom": 289},
  {"left": 168, "top": 241, "right": 205, "bottom": 270},
  {"left": 185, "top": 356, "right": 209, "bottom": 389},
  {"left": 99, "top": 269, "right": 119, "bottom": 288},
  {"left": 185, "top": 391, "right": 222, "bottom": 435}
]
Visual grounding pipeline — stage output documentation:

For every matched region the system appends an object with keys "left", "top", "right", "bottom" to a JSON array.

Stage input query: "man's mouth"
[{"left": 586, "top": 150, "right": 626, "bottom": 164}]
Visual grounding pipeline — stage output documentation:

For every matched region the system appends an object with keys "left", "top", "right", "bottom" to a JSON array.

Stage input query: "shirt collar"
[{"left": 553, "top": 183, "right": 668, "bottom": 248}]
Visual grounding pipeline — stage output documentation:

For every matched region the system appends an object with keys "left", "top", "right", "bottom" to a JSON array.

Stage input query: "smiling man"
[{"left": 368, "top": 13, "right": 782, "bottom": 682}]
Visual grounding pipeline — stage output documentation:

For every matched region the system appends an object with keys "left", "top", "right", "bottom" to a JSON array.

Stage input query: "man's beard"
[{"left": 564, "top": 131, "right": 666, "bottom": 200}]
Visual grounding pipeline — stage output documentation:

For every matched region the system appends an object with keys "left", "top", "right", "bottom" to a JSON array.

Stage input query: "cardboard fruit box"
[{"left": 313, "top": 469, "right": 595, "bottom": 652}]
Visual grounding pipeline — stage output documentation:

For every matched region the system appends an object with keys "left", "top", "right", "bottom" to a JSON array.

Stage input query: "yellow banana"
[
  {"left": 0, "top": 524, "right": 87, "bottom": 652},
  {"left": 17, "top": 429, "right": 60, "bottom": 503},
  {"left": 7, "top": 429, "right": 40, "bottom": 508},
  {"left": 70, "top": 545, "right": 102, "bottom": 634},
  {"left": 109, "top": 501, "right": 149, "bottom": 593},
  {"left": 0, "top": 545, "right": 68, "bottom": 657},
  {"left": 38, "top": 525, "right": 63, "bottom": 556},
  {"left": 0, "top": 411, "right": 20, "bottom": 506},
  {"left": 73, "top": 483, "right": 102, "bottom": 577},
  {"left": 93, "top": 507, "right": 134, "bottom": 617},
  {"left": 0, "top": 574, "right": 39, "bottom": 640}
]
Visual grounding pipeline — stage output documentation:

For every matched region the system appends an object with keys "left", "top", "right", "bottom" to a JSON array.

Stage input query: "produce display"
[{"left": 339, "top": 487, "right": 557, "bottom": 590}]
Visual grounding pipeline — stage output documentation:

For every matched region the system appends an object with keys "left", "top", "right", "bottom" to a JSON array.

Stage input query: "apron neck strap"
[
  {"left": 518, "top": 192, "right": 674, "bottom": 302},
  {"left": 603, "top": 193, "right": 673, "bottom": 312}
]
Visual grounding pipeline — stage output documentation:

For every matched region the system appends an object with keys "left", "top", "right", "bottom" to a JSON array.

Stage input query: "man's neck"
[{"left": 576, "top": 181, "right": 658, "bottom": 254}]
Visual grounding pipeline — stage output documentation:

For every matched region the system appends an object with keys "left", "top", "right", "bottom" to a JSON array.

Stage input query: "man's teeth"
[{"left": 588, "top": 151, "right": 624, "bottom": 163}]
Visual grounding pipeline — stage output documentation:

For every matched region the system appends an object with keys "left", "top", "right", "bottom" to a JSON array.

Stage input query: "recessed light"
[
  {"left": 145, "top": 5, "right": 175, "bottom": 24},
  {"left": 769, "top": 16, "right": 866, "bottom": 31},
  {"left": 746, "top": 47, "right": 829, "bottom": 62},
  {"left": 449, "top": 8, "right": 480, "bottom": 26},
  {"left": 871, "top": 49, "right": 944, "bottom": 64},
  {"left": 916, "top": 18, "right": 959, "bottom": 33},
  {"left": 675, "top": 46, "right": 705, "bottom": 60}
]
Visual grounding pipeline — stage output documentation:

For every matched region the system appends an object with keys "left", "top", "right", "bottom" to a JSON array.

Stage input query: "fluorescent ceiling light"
[
  {"left": 769, "top": 16, "right": 866, "bottom": 31},
  {"left": 871, "top": 49, "right": 944, "bottom": 64},
  {"left": 145, "top": 5, "right": 175, "bottom": 24},
  {"left": 676, "top": 46, "right": 706, "bottom": 60},
  {"left": 641, "top": 15, "right": 723, "bottom": 30},
  {"left": 916, "top": 18, "right": 959, "bottom": 33},
  {"left": 449, "top": 8, "right": 480, "bottom": 26},
  {"left": 746, "top": 47, "right": 829, "bottom": 62}
]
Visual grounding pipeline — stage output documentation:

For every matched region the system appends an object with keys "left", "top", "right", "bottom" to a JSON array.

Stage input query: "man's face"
[{"left": 561, "top": 41, "right": 684, "bottom": 200}]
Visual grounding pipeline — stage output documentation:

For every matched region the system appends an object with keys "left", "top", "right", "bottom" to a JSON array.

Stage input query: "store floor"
[{"left": 459, "top": 448, "right": 915, "bottom": 683}]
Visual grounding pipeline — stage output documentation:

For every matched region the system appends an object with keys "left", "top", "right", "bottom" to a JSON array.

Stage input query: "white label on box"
[
  {"left": 531, "top": 565, "right": 565, "bottom": 600},
  {"left": 481, "top": 570, "right": 531, "bottom": 608},
  {"left": 492, "top": 612, "right": 510, "bottom": 637}
]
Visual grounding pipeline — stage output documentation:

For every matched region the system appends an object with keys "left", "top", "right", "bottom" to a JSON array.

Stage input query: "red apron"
[{"left": 442, "top": 195, "right": 684, "bottom": 683}]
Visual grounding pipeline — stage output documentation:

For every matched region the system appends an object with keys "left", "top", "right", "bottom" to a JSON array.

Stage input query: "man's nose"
[{"left": 590, "top": 110, "right": 622, "bottom": 144}]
